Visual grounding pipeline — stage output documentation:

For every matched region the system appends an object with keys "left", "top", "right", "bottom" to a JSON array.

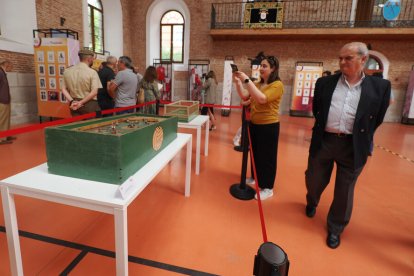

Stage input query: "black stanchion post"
[
  {"left": 253, "top": 242, "right": 290, "bottom": 276},
  {"left": 230, "top": 119, "right": 255, "bottom": 200},
  {"left": 234, "top": 106, "right": 246, "bottom": 152},
  {"left": 95, "top": 110, "right": 102, "bottom": 118},
  {"left": 156, "top": 99, "right": 160, "bottom": 115}
]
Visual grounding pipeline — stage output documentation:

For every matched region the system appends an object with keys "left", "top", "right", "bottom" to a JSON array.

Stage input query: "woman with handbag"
[
  {"left": 201, "top": 71, "right": 218, "bottom": 131},
  {"left": 138, "top": 66, "right": 160, "bottom": 114}
]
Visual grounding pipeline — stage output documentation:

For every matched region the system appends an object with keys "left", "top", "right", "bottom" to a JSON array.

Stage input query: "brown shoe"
[
  {"left": 7, "top": 136, "right": 17, "bottom": 140},
  {"left": 0, "top": 140, "right": 12, "bottom": 145}
]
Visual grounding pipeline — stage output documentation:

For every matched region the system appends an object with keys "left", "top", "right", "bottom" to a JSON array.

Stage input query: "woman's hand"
[
  {"left": 235, "top": 71, "right": 249, "bottom": 83},
  {"left": 232, "top": 72, "right": 241, "bottom": 83}
]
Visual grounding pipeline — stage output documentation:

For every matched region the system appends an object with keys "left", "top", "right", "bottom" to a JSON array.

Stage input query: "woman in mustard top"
[{"left": 233, "top": 56, "right": 284, "bottom": 200}]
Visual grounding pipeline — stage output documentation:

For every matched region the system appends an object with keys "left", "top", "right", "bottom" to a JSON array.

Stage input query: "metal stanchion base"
[
  {"left": 234, "top": 146, "right": 249, "bottom": 152},
  {"left": 230, "top": 184, "right": 256, "bottom": 200},
  {"left": 234, "top": 146, "right": 243, "bottom": 152}
]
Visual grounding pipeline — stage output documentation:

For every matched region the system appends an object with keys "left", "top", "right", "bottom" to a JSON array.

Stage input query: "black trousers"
[
  {"left": 98, "top": 99, "right": 115, "bottom": 117},
  {"left": 201, "top": 106, "right": 214, "bottom": 116},
  {"left": 305, "top": 132, "right": 364, "bottom": 235},
  {"left": 250, "top": 122, "right": 280, "bottom": 190}
]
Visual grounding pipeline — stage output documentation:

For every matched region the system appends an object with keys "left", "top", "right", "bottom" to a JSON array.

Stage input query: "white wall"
[
  {"left": 82, "top": 0, "right": 123, "bottom": 57},
  {"left": 0, "top": 0, "right": 38, "bottom": 54},
  {"left": 146, "top": 0, "right": 190, "bottom": 71}
]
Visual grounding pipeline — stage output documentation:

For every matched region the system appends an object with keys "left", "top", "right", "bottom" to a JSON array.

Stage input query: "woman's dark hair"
[
  {"left": 144, "top": 66, "right": 158, "bottom": 83},
  {"left": 260, "top": 56, "right": 281, "bottom": 84},
  {"left": 207, "top": 71, "right": 218, "bottom": 85}
]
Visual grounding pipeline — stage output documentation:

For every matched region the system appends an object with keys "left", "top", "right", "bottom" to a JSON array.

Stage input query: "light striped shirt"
[{"left": 325, "top": 73, "right": 365, "bottom": 134}]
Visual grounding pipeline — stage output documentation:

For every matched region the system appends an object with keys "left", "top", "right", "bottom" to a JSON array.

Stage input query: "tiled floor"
[{"left": 0, "top": 111, "right": 413, "bottom": 276}]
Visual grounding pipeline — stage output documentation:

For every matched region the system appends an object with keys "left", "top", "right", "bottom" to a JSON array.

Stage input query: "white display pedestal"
[
  {"left": 0, "top": 134, "right": 192, "bottom": 276},
  {"left": 178, "top": 115, "right": 209, "bottom": 175}
]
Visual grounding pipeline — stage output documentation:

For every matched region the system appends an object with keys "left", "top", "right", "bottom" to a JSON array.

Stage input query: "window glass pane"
[
  {"left": 88, "top": 0, "right": 102, "bottom": 9},
  {"left": 172, "top": 25, "right": 183, "bottom": 62},
  {"left": 364, "top": 57, "right": 381, "bottom": 70},
  {"left": 161, "top": 11, "right": 184, "bottom": 24},
  {"left": 161, "top": 26, "right": 172, "bottom": 60}
]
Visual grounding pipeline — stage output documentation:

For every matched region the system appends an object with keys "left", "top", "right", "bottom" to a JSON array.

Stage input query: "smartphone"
[{"left": 230, "top": 64, "right": 238, "bottom": 73}]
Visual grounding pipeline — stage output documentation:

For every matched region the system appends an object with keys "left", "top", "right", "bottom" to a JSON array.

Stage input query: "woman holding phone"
[{"left": 233, "top": 56, "right": 284, "bottom": 200}]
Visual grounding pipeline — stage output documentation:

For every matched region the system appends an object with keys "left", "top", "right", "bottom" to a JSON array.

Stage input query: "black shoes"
[
  {"left": 326, "top": 232, "right": 341, "bottom": 249},
  {"left": 305, "top": 205, "right": 316, "bottom": 218}
]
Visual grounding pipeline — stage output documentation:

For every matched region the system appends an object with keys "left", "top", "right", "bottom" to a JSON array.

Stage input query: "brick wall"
[
  {"left": 0, "top": 51, "right": 35, "bottom": 74},
  {"left": 35, "top": 0, "right": 84, "bottom": 48}
]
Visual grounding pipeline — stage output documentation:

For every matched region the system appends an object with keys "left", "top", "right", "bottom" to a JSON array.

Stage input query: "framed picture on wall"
[
  {"left": 49, "top": 78, "right": 57, "bottom": 90},
  {"left": 58, "top": 51, "right": 66, "bottom": 63},
  {"left": 243, "top": 2, "right": 284, "bottom": 29},
  {"left": 48, "top": 65, "right": 56, "bottom": 76},
  {"left": 38, "top": 65, "right": 45, "bottom": 76},
  {"left": 37, "top": 51, "right": 45, "bottom": 63},
  {"left": 39, "top": 77, "right": 46, "bottom": 89},
  {"left": 59, "top": 65, "right": 65, "bottom": 76},
  {"left": 47, "top": 51, "right": 55, "bottom": 63},
  {"left": 40, "top": 91, "right": 47, "bottom": 102},
  {"left": 48, "top": 91, "right": 59, "bottom": 102},
  {"left": 59, "top": 78, "right": 64, "bottom": 90},
  {"left": 60, "top": 92, "right": 68, "bottom": 103}
]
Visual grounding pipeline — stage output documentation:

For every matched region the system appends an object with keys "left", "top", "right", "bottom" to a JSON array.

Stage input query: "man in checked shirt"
[{"left": 304, "top": 42, "right": 391, "bottom": 249}]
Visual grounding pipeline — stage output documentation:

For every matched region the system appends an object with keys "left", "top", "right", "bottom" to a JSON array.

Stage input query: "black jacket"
[{"left": 309, "top": 73, "right": 391, "bottom": 168}]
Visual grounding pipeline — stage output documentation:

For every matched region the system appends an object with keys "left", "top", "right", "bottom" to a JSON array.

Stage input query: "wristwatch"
[
  {"left": 69, "top": 100, "right": 75, "bottom": 106},
  {"left": 244, "top": 78, "right": 251, "bottom": 84}
]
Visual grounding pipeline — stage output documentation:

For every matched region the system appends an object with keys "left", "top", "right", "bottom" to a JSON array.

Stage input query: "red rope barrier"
[
  {"left": 0, "top": 101, "right": 157, "bottom": 139},
  {"left": 247, "top": 124, "right": 268, "bottom": 243}
]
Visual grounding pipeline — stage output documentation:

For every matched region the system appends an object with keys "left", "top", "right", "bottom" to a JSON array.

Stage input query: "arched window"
[
  {"left": 160, "top": 11, "right": 184, "bottom": 63},
  {"left": 363, "top": 55, "right": 383, "bottom": 76},
  {"left": 88, "top": 0, "right": 104, "bottom": 54}
]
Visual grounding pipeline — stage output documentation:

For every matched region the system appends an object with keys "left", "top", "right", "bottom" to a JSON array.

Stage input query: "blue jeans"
[
  {"left": 370, "top": 130, "right": 376, "bottom": 152},
  {"left": 116, "top": 108, "right": 135, "bottom": 115}
]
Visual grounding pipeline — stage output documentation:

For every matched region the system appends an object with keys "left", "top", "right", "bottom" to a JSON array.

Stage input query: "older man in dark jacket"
[{"left": 305, "top": 42, "right": 391, "bottom": 249}]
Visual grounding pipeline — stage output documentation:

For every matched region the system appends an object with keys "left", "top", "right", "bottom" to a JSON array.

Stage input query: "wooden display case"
[
  {"left": 45, "top": 114, "right": 178, "bottom": 184},
  {"left": 164, "top": 101, "right": 199, "bottom": 123}
]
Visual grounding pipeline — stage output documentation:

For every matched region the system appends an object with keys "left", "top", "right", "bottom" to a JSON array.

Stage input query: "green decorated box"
[{"left": 45, "top": 114, "right": 178, "bottom": 184}]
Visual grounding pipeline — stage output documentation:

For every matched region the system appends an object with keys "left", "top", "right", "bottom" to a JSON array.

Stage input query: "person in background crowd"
[
  {"left": 322, "top": 71, "right": 332, "bottom": 77},
  {"left": 99, "top": 62, "right": 107, "bottom": 71},
  {"left": 134, "top": 66, "right": 143, "bottom": 85},
  {"left": 139, "top": 66, "right": 160, "bottom": 114},
  {"left": 97, "top": 56, "right": 117, "bottom": 117},
  {"left": 233, "top": 56, "right": 284, "bottom": 201},
  {"left": 0, "top": 59, "right": 16, "bottom": 145},
  {"left": 108, "top": 56, "right": 137, "bottom": 115},
  {"left": 305, "top": 42, "right": 391, "bottom": 249},
  {"left": 61, "top": 49, "right": 102, "bottom": 117},
  {"left": 334, "top": 70, "right": 341, "bottom": 74},
  {"left": 201, "top": 71, "right": 218, "bottom": 131},
  {"left": 369, "top": 72, "right": 394, "bottom": 155}
]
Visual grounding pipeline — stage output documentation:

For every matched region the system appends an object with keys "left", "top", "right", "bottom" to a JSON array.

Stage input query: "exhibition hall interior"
[{"left": 0, "top": 0, "right": 413, "bottom": 275}]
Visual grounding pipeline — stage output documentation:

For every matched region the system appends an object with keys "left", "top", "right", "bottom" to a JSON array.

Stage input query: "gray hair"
[
  {"left": 0, "top": 59, "right": 11, "bottom": 66},
  {"left": 343, "top": 42, "right": 369, "bottom": 60},
  {"left": 106, "top": 56, "right": 117, "bottom": 65},
  {"left": 119, "top": 56, "right": 132, "bottom": 68}
]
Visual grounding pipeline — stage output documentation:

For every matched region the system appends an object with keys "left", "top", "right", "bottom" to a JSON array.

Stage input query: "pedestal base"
[{"left": 230, "top": 184, "right": 256, "bottom": 200}]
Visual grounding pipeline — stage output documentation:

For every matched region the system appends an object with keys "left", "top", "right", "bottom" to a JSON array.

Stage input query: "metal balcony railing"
[{"left": 211, "top": 0, "right": 414, "bottom": 29}]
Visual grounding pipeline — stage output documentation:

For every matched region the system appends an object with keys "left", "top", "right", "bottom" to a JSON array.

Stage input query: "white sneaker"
[
  {"left": 246, "top": 177, "right": 255, "bottom": 185},
  {"left": 233, "top": 137, "right": 240, "bottom": 146},
  {"left": 255, "top": 189, "right": 273, "bottom": 200}
]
